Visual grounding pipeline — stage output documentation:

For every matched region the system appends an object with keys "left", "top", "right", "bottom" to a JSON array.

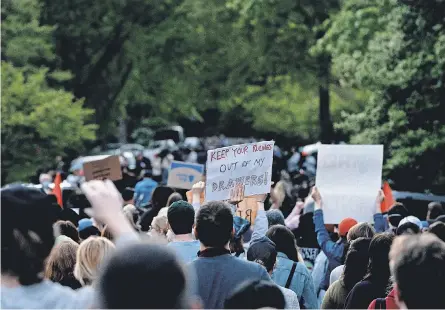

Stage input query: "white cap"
[{"left": 398, "top": 216, "right": 423, "bottom": 230}]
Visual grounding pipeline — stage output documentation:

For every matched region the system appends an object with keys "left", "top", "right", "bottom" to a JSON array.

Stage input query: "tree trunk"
[
  {"left": 318, "top": 54, "right": 334, "bottom": 143},
  {"left": 118, "top": 117, "right": 128, "bottom": 144}
]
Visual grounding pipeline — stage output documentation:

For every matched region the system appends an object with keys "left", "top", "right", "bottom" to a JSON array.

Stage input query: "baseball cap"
[
  {"left": 339, "top": 218, "right": 358, "bottom": 236},
  {"left": 399, "top": 216, "right": 423, "bottom": 230},
  {"left": 247, "top": 236, "right": 277, "bottom": 272},
  {"left": 233, "top": 216, "right": 251, "bottom": 241},
  {"left": 78, "top": 218, "right": 93, "bottom": 232},
  {"left": 168, "top": 200, "right": 195, "bottom": 235}
]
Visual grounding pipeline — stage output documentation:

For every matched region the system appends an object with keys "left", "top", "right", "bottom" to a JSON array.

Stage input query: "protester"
[
  {"left": 166, "top": 192, "right": 183, "bottom": 208},
  {"left": 230, "top": 216, "right": 251, "bottom": 257},
  {"left": 224, "top": 280, "right": 286, "bottom": 309},
  {"left": 134, "top": 170, "right": 158, "bottom": 207},
  {"left": 98, "top": 243, "right": 197, "bottom": 309},
  {"left": 44, "top": 238, "right": 82, "bottom": 290},
  {"left": 147, "top": 214, "right": 169, "bottom": 241},
  {"left": 77, "top": 218, "right": 101, "bottom": 240},
  {"left": 321, "top": 237, "right": 371, "bottom": 309},
  {"left": 121, "top": 187, "right": 135, "bottom": 205},
  {"left": 167, "top": 200, "right": 200, "bottom": 263},
  {"left": 1, "top": 185, "right": 93, "bottom": 309},
  {"left": 122, "top": 204, "right": 141, "bottom": 231},
  {"left": 53, "top": 220, "right": 80, "bottom": 243},
  {"left": 329, "top": 222, "right": 376, "bottom": 285},
  {"left": 266, "top": 225, "right": 318, "bottom": 309},
  {"left": 74, "top": 237, "right": 115, "bottom": 286},
  {"left": 139, "top": 186, "right": 175, "bottom": 231},
  {"left": 387, "top": 203, "right": 410, "bottom": 233},
  {"left": 191, "top": 201, "right": 271, "bottom": 309},
  {"left": 344, "top": 233, "right": 394, "bottom": 309},
  {"left": 428, "top": 221, "right": 445, "bottom": 242},
  {"left": 247, "top": 236, "right": 300, "bottom": 309},
  {"left": 389, "top": 233, "right": 445, "bottom": 309},
  {"left": 396, "top": 222, "right": 421, "bottom": 236},
  {"left": 426, "top": 201, "right": 445, "bottom": 224}
]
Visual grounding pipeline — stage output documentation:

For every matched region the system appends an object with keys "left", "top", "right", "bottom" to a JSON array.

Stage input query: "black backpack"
[{"left": 285, "top": 261, "right": 306, "bottom": 309}]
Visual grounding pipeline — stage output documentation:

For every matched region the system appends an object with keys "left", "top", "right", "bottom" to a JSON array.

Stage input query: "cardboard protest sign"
[
  {"left": 167, "top": 161, "right": 204, "bottom": 190},
  {"left": 315, "top": 144, "right": 383, "bottom": 223},
  {"left": 83, "top": 155, "right": 122, "bottom": 181},
  {"left": 235, "top": 197, "right": 259, "bottom": 224},
  {"left": 205, "top": 141, "right": 275, "bottom": 202}
]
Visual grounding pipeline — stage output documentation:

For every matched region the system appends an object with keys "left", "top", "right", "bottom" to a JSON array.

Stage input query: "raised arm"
[
  {"left": 191, "top": 181, "right": 205, "bottom": 214},
  {"left": 373, "top": 189, "right": 386, "bottom": 233}
]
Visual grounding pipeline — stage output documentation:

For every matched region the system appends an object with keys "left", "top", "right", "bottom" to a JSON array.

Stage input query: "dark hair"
[
  {"left": 392, "top": 234, "right": 445, "bottom": 309},
  {"left": 388, "top": 203, "right": 409, "bottom": 227},
  {"left": 429, "top": 222, "right": 445, "bottom": 242},
  {"left": 151, "top": 186, "right": 175, "bottom": 210},
  {"left": 224, "top": 280, "right": 285, "bottom": 309},
  {"left": 44, "top": 240, "right": 81, "bottom": 289},
  {"left": 53, "top": 220, "right": 80, "bottom": 243},
  {"left": 98, "top": 243, "right": 190, "bottom": 308},
  {"left": 340, "top": 237, "right": 372, "bottom": 290},
  {"left": 168, "top": 201, "right": 195, "bottom": 235},
  {"left": 396, "top": 222, "right": 420, "bottom": 236},
  {"left": 266, "top": 209, "right": 285, "bottom": 227},
  {"left": 121, "top": 187, "right": 135, "bottom": 202},
  {"left": 195, "top": 201, "right": 233, "bottom": 247},
  {"left": 246, "top": 238, "right": 277, "bottom": 273},
  {"left": 1, "top": 186, "right": 61, "bottom": 285},
  {"left": 363, "top": 233, "right": 394, "bottom": 289},
  {"left": 79, "top": 226, "right": 101, "bottom": 240},
  {"left": 166, "top": 192, "right": 183, "bottom": 208},
  {"left": 143, "top": 170, "right": 153, "bottom": 178},
  {"left": 266, "top": 225, "right": 299, "bottom": 262},
  {"left": 427, "top": 202, "right": 444, "bottom": 221}
]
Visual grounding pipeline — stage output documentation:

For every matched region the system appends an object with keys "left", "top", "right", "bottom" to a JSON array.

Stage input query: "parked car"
[
  {"left": 393, "top": 190, "right": 445, "bottom": 220},
  {"left": 153, "top": 125, "right": 185, "bottom": 144}
]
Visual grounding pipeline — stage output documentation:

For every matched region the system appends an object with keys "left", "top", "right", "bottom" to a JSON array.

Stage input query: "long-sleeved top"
[
  {"left": 271, "top": 252, "right": 318, "bottom": 309},
  {"left": 321, "top": 279, "right": 350, "bottom": 309},
  {"left": 344, "top": 280, "right": 389, "bottom": 309},
  {"left": 312, "top": 251, "right": 328, "bottom": 296},
  {"left": 313, "top": 210, "right": 345, "bottom": 291},
  {"left": 279, "top": 286, "right": 301, "bottom": 309}
]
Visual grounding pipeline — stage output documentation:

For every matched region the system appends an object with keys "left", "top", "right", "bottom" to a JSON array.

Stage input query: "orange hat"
[{"left": 339, "top": 218, "right": 358, "bottom": 236}]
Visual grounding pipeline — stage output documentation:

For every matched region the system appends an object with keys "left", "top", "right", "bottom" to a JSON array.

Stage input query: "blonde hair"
[
  {"left": 74, "top": 237, "right": 115, "bottom": 286},
  {"left": 272, "top": 181, "right": 286, "bottom": 207},
  {"left": 151, "top": 215, "right": 169, "bottom": 235}
]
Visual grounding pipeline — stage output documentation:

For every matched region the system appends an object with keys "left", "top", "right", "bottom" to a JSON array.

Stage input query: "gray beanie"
[{"left": 266, "top": 209, "right": 285, "bottom": 227}]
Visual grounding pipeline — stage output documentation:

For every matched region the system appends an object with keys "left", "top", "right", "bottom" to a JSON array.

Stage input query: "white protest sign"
[
  {"left": 205, "top": 141, "right": 275, "bottom": 202},
  {"left": 315, "top": 144, "right": 383, "bottom": 223}
]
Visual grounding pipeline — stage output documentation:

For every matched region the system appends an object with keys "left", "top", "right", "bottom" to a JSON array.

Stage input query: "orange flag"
[
  {"left": 53, "top": 172, "right": 63, "bottom": 208},
  {"left": 381, "top": 181, "right": 395, "bottom": 213}
]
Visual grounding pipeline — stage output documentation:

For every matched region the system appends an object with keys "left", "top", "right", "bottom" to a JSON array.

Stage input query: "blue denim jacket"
[
  {"left": 134, "top": 178, "right": 158, "bottom": 207},
  {"left": 271, "top": 252, "right": 318, "bottom": 309}
]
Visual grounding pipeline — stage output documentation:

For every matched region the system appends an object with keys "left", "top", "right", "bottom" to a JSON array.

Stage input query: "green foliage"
[
  {"left": 1, "top": 0, "right": 96, "bottom": 183},
  {"left": 319, "top": 0, "right": 445, "bottom": 193}
]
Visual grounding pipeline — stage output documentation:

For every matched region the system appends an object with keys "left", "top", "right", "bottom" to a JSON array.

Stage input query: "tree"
[
  {"left": 317, "top": 0, "right": 445, "bottom": 193},
  {"left": 1, "top": 0, "right": 96, "bottom": 184}
]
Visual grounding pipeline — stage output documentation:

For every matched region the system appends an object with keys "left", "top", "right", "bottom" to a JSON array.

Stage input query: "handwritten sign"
[
  {"left": 167, "top": 161, "right": 204, "bottom": 190},
  {"left": 205, "top": 141, "right": 275, "bottom": 202},
  {"left": 299, "top": 247, "right": 320, "bottom": 273},
  {"left": 235, "top": 197, "right": 259, "bottom": 224},
  {"left": 316, "top": 144, "right": 383, "bottom": 223},
  {"left": 83, "top": 155, "right": 122, "bottom": 181}
]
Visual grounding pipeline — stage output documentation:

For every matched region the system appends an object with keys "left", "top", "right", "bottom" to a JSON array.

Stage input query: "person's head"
[
  {"left": 338, "top": 217, "right": 358, "bottom": 238},
  {"left": 78, "top": 219, "right": 101, "bottom": 240},
  {"left": 44, "top": 239, "right": 81, "bottom": 289},
  {"left": 398, "top": 216, "right": 422, "bottom": 231},
  {"left": 247, "top": 236, "right": 277, "bottom": 274},
  {"left": 166, "top": 192, "right": 183, "bottom": 208},
  {"left": 427, "top": 202, "right": 444, "bottom": 222},
  {"left": 74, "top": 237, "right": 115, "bottom": 286},
  {"left": 151, "top": 186, "right": 175, "bottom": 210},
  {"left": 390, "top": 234, "right": 445, "bottom": 309},
  {"left": 168, "top": 201, "right": 195, "bottom": 235},
  {"left": 364, "top": 233, "right": 394, "bottom": 286},
  {"left": 341, "top": 237, "right": 372, "bottom": 290},
  {"left": 98, "top": 243, "right": 193, "bottom": 308},
  {"left": 388, "top": 202, "right": 409, "bottom": 227},
  {"left": 195, "top": 201, "right": 233, "bottom": 248},
  {"left": 266, "top": 225, "right": 303, "bottom": 263},
  {"left": 53, "top": 220, "right": 80, "bottom": 243},
  {"left": 123, "top": 204, "right": 140, "bottom": 231},
  {"left": 396, "top": 222, "right": 421, "bottom": 236},
  {"left": 121, "top": 187, "right": 135, "bottom": 205},
  {"left": 150, "top": 215, "right": 169, "bottom": 237},
  {"left": 347, "top": 222, "right": 375, "bottom": 242},
  {"left": 266, "top": 209, "right": 285, "bottom": 227},
  {"left": 224, "top": 280, "right": 285, "bottom": 309},
  {"left": 39, "top": 173, "right": 52, "bottom": 186},
  {"left": 1, "top": 185, "right": 61, "bottom": 285},
  {"left": 143, "top": 170, "right": 153, "bottom": 179},
  {"left": 428, "top": 222, "right": 445, "bottom": 242}
]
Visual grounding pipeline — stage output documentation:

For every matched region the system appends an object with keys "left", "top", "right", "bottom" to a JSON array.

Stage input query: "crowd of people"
[{"left": 2, "top": 165, "right": 445, "bottom": 309}]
